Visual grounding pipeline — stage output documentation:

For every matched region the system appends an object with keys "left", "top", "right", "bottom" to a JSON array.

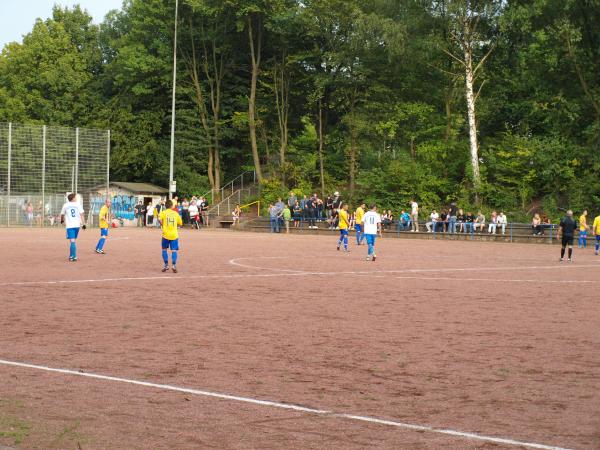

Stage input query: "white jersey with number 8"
[
  {"left": 61, "top": 201, "right": 84, "bottom": 229},
  {"left": 363, "top": 211, "right": 381, "bottom": 235}
]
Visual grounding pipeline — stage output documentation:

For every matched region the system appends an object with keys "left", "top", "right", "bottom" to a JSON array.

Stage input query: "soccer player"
[
  {"left": 355, "top": 202, "right": 365, "bottom": 245},
  {"left": 363, "top": 203, "right": 382, "bottom": 261},
  {"left": 558, "top": 210, "right": 577, "bottom": 262},
  {"left": 336, "top": 204, "right": 350, "bottom": 252},
  {"left": 95, "top": 199, "right": 111, "bottom": 254},
  {"left": 60, "top": 193, "right": 86, "bottom": 262},
  {"left": 578, "top": 209, "right": 589, "bottom": 249},
  {"left": 158, "top": 199, "right": 182, "bottom": 273},
  {"left": 593, "top": 212, "right": 600, "bottom": 256}
]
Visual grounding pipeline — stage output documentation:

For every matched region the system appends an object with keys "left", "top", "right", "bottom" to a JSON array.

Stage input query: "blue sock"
[
  {"left": 70, "top": 242, "right": 76, "bottom": 259},
  {"left": 172, "top": 251, "right": 178, "bottom": 266},
  {"left": 596, "top": 241, "right": 599, "bottom": 252},
  {"left": 343, "top": 235, "right": 348, "bottom": 249},
  {"left": 162, "top": 250, "right": 169, "bottom": 265},
  {"left": 97, "top": 237, "right": 105, "bottom": 251}
]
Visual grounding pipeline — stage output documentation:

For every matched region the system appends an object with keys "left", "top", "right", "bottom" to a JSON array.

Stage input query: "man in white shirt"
[
  {"left": 410, "top": 199, "right": 419, "bottom": 232},
  {"left": 146, "top": 202, "right": 155, "bottom": 227},
  {"left": 497, "top": 212, "right": 507, "bottom": 235},
  {"left": 60, "top": 193, "right": 86, "bottom": 262},
  {"left": 363, "top": 203, "right": 382, "bottom": 261},
  {"left": 426, "top": 210, "right": 439, "bottom": 233}
]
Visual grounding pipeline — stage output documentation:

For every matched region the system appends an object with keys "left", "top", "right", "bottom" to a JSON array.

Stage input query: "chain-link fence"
[{"left": 0, "top": 122, "right": 110, "bottom": 227}]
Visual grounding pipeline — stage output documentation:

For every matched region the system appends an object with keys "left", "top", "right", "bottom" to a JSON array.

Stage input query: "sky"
[{"left": 0, "top": 0, "right": 123, "bottom": 49}]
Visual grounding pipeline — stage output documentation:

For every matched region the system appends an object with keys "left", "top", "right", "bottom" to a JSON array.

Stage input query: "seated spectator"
[
  {"left": 426, "top": 209, "right": 439, "bottom": 232},
  {"left": 465, "top": 211, "right": 475, "bottom": 234},
  {"left": 540, "top": 213, "right": 551, "bottom": 235},
  {"left": 329, "top": 208, "right": 339, "bottom": 229},
  {"left": 397, "top": 210, "right": 411, "bottom": 231},
  {"left": 457, "top": 209, "right": 466, "bottom": 232},
  {"left": 497, "top": 211, "right": 507, "bottom": 235},
  {"left": 532, "top": 213, "right": 542, "bottom": 235},
  {"left": 439, "top": 209, "right": 448, "bottom": 232},
  {"left": 232, "top": 204, "right": 241, "bottom": 227},
  {"left": 488, "top": 211, "right": 498, "bottom": 234},
  {"left": 293, "top": 201, "right": 302, "bottom": 228},
  {"left": 474, "top": 211, "right": 485, "bottom": 233},
  {"left": 382, "top": 210, "right": 393, "bottom": 230}
]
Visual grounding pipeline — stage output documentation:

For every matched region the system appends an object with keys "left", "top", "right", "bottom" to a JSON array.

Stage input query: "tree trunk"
[
  {"left": 463, "top": 38, "right": 481, "bottom": 190},
  {"left": 318, "top": 99, "right": 326, "bottom": 197},
  {"left": 274, "top": 59, "right": 289, "bottom": 185},
  {"left": 445, "top": 87, "right": 453, "bottom": 142},
  {"left": 248, "top": 16, "right": 263, "bottom": 182}
]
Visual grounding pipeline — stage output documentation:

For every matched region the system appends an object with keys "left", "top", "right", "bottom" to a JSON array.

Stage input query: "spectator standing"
[
  {"left": 232, "top": 204, "right": 242, "bottom": 227},
  {"left": 307, "top": 195, "right": 317, "bottom": 229},
  {"left": 134, "top": 201, "right": 144, "bottom": 227},
  {"left": 332, "top": 192, "right": 342, "bottom": 211},
  {"left": 283, "top": 204, "right": 292, "bottom": 233},
  {"left": 155, "top": 201, "right": 164, "bottom": 228},
  {"left": 558, "top": 210, "right": 577, "bottom": 261},
  {"left": 147, "top": 202, "right": 155, "bottom": 227},
  {"left": 26, "top": 202, "right": 34, "bottom": 226},
  {"left": 497, "top": 211, "right": 507, "bottom": 235},
  {"left": 200, "top": 197, "right": 209, "bottom": 227},
  {"left": 325, "top": 195, "right": 334, "bottom": 219},
  {"left": 448, "top": 202, "right": 458, "bottom": 233},
  {"left": 293, "top": 201, "right": 302, "bottom": 228},
  {"left": 269, "top": 203, "right": 280, "bottom": 233},
  {"left": 578, "top": 209, "right": 589, "bottom": 248},
  {"left": 189, "top": 201, "right": 200, "bottom": 229},
  {"left": 532, "top": 213, "right": 542, "bottom": 235},
  {"left": 410, "top": 199, "right": 419, "bottom": 232},
  {"left": 439, "top": 209, "right": 448, "bottom": 232},
  {"left": 287, "top": 191, "right": 297, "bottom": 213},
  {"left": 181, "top": 198, "right": 190, "bottom": 224},
  {"left": 301, "top": 195, "right": 309, "bottom": 226}
]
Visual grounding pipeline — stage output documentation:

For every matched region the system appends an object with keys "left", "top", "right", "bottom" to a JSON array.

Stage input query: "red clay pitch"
[{"left": 0, "top": 227, "right": 599, "bottom": 449}]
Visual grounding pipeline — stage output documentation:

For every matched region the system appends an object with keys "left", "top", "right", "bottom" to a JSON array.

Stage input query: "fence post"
[
  {"left": 42, "top": 125, "right": 46, "bottom": 227},
  {"left": 75, "top": 127, "right": 79, "bottom": 194},
  {"left": 7, "top": 122, "right": 11, "bottom": 227},
  {"left": 106, "top": 130, "right": 111, "bottom": 199},
  {"left": 227, "top": 197, "right": 230, "bottom": 213}
]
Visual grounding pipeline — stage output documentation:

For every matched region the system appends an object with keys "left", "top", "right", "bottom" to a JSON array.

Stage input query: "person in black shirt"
[
  {"left": 465, "top": 212, "right": 475, "bottom": 235},
  {"left": 558, "top": 210, "right": 577, "bottom": 262}
]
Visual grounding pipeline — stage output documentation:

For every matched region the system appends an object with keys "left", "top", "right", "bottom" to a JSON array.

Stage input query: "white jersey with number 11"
[{"left": 363, "top": 211, "right": 381, "bottom": 235}]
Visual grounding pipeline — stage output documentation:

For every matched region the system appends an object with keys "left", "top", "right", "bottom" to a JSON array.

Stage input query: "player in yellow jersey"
[
  {"left": 578, "top": 209, "right": 589, "bottom": 249},
  {"left": 158, "top": 199, "right": 183, "bottom": 273},
  {"left": 95, "top": 199, "right": 111, "bottom": 254},
  {"left": 593, "top": 213, "right": 600, "bottom": 256},
  {"left": 354, "top": 201, "right": 366, "bottom": 245},
  {"left": 336, "top": 204, "right": 350, "bottom": 252}
]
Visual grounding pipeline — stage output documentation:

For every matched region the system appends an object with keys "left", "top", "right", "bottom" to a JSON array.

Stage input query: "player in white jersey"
[
  {"left": 60, "top": 193, "right": 86, "bottom": 261},
  {"left": 363, "top": 203, "right": 382, "bottom": 261}
]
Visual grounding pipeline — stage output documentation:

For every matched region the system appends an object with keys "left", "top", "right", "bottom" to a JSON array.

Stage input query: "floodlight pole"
[{"left": 168, "top": 0, "right": 179, "bottom": 200}]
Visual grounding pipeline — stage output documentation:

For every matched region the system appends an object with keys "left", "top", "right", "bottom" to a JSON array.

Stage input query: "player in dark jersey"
[{"left": 558, "top": 210, "right": 577, "bottom": 262}]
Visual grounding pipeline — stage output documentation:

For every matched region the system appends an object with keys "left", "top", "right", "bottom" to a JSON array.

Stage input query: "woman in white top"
[
  {"left": 146, "top": 203, "right": 154, "bottom": 227},
  {"left": 189, "top": 201, "right": 200, "bottom": 229}
]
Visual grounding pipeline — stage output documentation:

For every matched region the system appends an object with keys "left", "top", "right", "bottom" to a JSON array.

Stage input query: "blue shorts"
[
  {"left": 100, "top": 228, "right": 109, "bottom": 237},
  {"left": 355, "top": 224, "right": 362, "bottom": 232},
  {"left": 339, "top": 229, "right": 348, "bottom": 237},
  {"left": 162, "top": 238, "right": 179, "bottom": 250},
  {"left": 365, "top": 234, "right": 376, "bottom": 246},
  {"left": 66, "top": 227, "right": 80, "bottom": 240}
]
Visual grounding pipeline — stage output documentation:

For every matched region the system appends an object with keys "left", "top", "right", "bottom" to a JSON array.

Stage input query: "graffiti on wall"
[{"left": 89, "top": 194, "right": 136, "bottom": 220}]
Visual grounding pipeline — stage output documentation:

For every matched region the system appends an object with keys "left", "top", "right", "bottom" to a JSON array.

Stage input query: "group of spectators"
[
  {"left": 268, "top": 191, "right": 346, "bottom": 233},
  {"left": 135, "top": 196, "right": 209, "bottom": 229}
]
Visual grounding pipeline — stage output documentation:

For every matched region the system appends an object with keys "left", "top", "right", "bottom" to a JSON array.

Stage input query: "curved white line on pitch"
[
  {"left": 0, "top": 358, "right": 574, "bottom": 450},
  {"left": 229, "top": 256, "right": 309, "bottom": 274}
]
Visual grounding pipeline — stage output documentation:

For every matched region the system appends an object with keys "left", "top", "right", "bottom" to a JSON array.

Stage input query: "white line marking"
[
  {"left": 393, "top": 276, "right": 600, "bottom": 284},
  {"left": 2, "top": 262, "right": 600, "bottom": 288},
  {"left": 0, "top": 358, "right": 573, "bottom": 450}
]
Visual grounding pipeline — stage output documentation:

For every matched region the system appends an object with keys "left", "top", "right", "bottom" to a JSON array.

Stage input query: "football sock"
[
  {"left": 560, "top": 247, "right": 565, "bottom": 258},
  {"left": 70, "top": 242, "right": 76, "bottom": 259},
  {"left": 97, "top": 237, "right": 105, "bottom": 251},
  {"left": 171, "top": 251, "right": 178, "bottom": 266},
  {"left": 568, "top": 248, "right": 573, "bottom": 259},
  {"left": 162, "top": 250, "right": 169, "bottom": 265},
  {"left": 343, "top": 235, "right": 348, "bottom": 250}
]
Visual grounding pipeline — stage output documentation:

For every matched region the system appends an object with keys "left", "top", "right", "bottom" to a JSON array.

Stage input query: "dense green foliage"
[{"left": 1, "top": 0, "right": 599, "bottom": 218}]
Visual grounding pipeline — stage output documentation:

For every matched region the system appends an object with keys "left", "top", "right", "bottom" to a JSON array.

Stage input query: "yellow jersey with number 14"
[{"left": 159, "top": 209, "right": 182, "bottom": 240}]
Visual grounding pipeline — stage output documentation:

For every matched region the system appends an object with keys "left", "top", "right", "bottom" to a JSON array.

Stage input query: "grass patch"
[{"left": 0, "top": 414, "right": 31, "bottom": 445}]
